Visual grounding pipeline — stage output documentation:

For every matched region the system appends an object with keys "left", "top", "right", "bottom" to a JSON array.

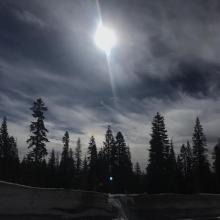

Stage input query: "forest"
[{"left": 0, "top": 98, "right": 219, "bottom": 194}]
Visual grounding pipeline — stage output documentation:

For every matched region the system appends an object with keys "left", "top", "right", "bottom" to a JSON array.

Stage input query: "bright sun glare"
[{"left": 94, "top": 23, "right": 117, "bottom": 54}]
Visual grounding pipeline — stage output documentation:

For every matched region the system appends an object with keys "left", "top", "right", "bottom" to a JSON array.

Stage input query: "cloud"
[
  {"left": 0, "top": 0, "right": 220, "bottom": 169},
  {"left": 13, "top": 9, "right": 45, "bottom": 27}
]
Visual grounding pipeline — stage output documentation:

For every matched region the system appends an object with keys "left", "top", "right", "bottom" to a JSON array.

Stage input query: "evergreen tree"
[
  {"left": 69, "top": 148, "right": 75, "bottom": 170},
  {"left": 81, "top": 155, "right": 89, "bottom": 190},
  {"left": 83, "top": 155, "right": 88, "bottom": 173},
  {"left": 178, "top": 142, "right": 193, "bottom": 179},
  {"left": 96, "top": 148, "right": 108, "bottom": 192},
  {"left": 60, "top": 131, "right": 75, "bottom": 188},
  {"left": 0, "top": 117, "right": 19, "bottom": 181},
  {"left": 213, "top": 139, "right": 220, "bottom": 192},
  {"left": 135, "top": 162, "right": 141, "bottom": 176},
  {"left": 87, "top": 136, "right": 98, "bottom": 190},
  {"left": 146, "top": 112, "right": 170, "bottom": 193},
  {"left": 88, "top": 136, "right": 97, "bottom": 170},
  {"left": 74, "top": 138, "right": 82, "bottom": 188},
  {"left": 177, "top": 141, "right": 193, "bottom": 193},
  {"left": 20, "top": 155, "right": 34, "bottom": 186},
  {"left": 168, "top": 140, "right": 176, "bottom": 166},
  {"left": 101, "top": 126, "right": 117, "bottom": 192},
  {"left": 0, "top": 118, "right": 19, "bottom": 161},
  {"left": 9, "top": 137, "right": 19, "bottom": 161},
  {"left": 192, "top": 117, "right": 210, "bottom": 192},
  {"left": 75, "top": 138, "right": 82, "bottom": 174},
  {"left": 0, "top": 117, "right": 18, "bottom": 161},
  {"left": 68, "top": 147, "right": 75, "bottom": 188},
  {"left": 60, "top": 131, "right": 70, "bottom": 168},
  {"left": 134, "top": 162, "right": 143, "bottom": 193},
  {"left": 47, "top": 149, "right": 57, "bottom": 187},
  {"left": 0, "top": 117, "right": 10, "bottom": 160},
  {"left": 27, "top": 98, "right": 49, "bottom": 163},
  {"left": 48, "top": 149, "right": 56, "bottom": 169},
  {"left": 166, "top": 140, "right": 178, "bottom": 192},
  {"left": 185, "top": 141, "right": 193, "bottom": 191},
  {"left": 103, "top": 126, "right": 116, "bottom": 178},
  {"left": 103, "top": 126, "right": 115, "bottom": 165},
  {"left": 115, "top": 131, "right": 133, "bottom": 192},
  {"left": 177, "top": 152, "right": 184, "bottom": 175},
  {"left": 55, "top": 152, "right": 60, "bottom": 168}
]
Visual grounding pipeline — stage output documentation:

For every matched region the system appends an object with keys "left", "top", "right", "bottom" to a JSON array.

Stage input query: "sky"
[{"left": 1, "top": 0, "right": 220, "bottom": 168}]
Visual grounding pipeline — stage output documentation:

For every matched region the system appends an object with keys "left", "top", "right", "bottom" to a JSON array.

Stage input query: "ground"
[{"left": 0, "top": 181, "right": 220, "bottom": 219}]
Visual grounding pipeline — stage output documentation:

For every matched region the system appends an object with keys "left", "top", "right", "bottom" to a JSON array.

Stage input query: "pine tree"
[
  {"left": 178, "top": 142, "right": 193, "bottom": 179},
  {"left": 27, "top": 98, "right": 49, "bottom": 163},
  {"left": 55, "top": 152, "right": 60, "bottom": 168},
  {"left": 134, "top": 162, "right": 142, "bottom": 192},
  {"left": 82, "top": 155, "right": 89, "bottom": 190},
  {"left": 1, "top": 117, "right": 9, "bottom": 159},
  {"left": 75, "top": 138, "right": 82, "bottom": 174},
  {"left": 146, "top": 112, "right": 170, "bottom": 193},
  {"left": 48, "top": 149, "right": 56, "bottom": 169},
  {"left": 0, "top": 118, "right": 19, "bottom": 161},
  {"left": 103, "top": 126, "right": 115, "bottom": 164},
  {"left": 88, "top": 136, "right": 97, "bottom": 170},
  {"left": 166, "top": 140, "right": 177, "bottom": 192},
  {"left": 177, "top": 141, "right": 193, "bottom": 193},
  {"left": 192, "top": 117, "right": 210, "bottom": 192},
  {"left": 47, "top": 149, "right": 56, "bottom": 187},
  {"left": 83, "top": 155, "right": 88, "bottom": 173},
  {"left": 60, "top": 131, "right": 75, "bottom": 188},
  {"left": 177, "top": 152, "right": 184, "bottom": 176},
  {"left": 115, "top": 131, "right": 133, "bottom": 192},
  {"left": 96, "top": 148, "right": 108, "bottom": 191},
  {"left": 60, "top": 131, "right": 69, "bottom": 168},
  {"left": 68, "top": 147, "right": 75, "bottom": 188},
  {"left": 0, "top": 128, "right": 2, "bottom": 159},
  {"left": 99, "top": 126, "right": 117, "bottom": 192},
  {"left": 213, "top": 139, "right": 220, "bottom": 192},
  {"left": 135, "top": 162, "right": 141, "bottom": 176},
  {"left": 0, "top": 117, "right": 19, "bottom": 181},
  {"left": 69, "top": 148, "right": 75, "bottom": 170},
  {"left": 168, "top": 140, "right": 176, "bottom": 166},
  {"left": 87, "top": 136, "right": 98, "bottom": 190},
  {"left": 1, "top": 117, "right": 10, "bottom": 160},
  {"left": 9, "top": 137, "right": 19, "bottom": 161}
]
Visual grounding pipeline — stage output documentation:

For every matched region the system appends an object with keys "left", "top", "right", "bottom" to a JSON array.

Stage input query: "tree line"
[{"left": 0, "top": 98, "right": 219, "bottom": 194}]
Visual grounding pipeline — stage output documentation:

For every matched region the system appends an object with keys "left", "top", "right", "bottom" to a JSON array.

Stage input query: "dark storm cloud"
[
  {"left": 169, "top": 59, "right": 220, "bottom": 98},
  {"left": 1, "top": 0, "right": 220, "bottom": 167}
]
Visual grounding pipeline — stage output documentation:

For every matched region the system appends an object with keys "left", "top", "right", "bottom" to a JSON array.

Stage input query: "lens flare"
[{"left": 95, "top": 23, "right": 117, "bottom": 55}]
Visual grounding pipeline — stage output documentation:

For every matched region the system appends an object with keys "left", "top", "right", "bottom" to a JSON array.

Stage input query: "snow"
[
  {"left": 0, "top": 181, "right": 115, "bottom": 219},
  {"left": 1, "top": 181, "right": 220, "bottom": 219},
  {"left": 108, "top": 194, "right": 128, "bottom": 220}
]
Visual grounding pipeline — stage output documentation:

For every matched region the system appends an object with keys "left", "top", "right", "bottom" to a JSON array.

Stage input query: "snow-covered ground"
[
  {"left": 1, "top": 181, "right": 220, "bottom": 219},
  {"left": 114, "top": 193, "right": 220, "bottom": 220},
  {"left": 0, "top": 181, "right": 116, "bottom": 219}
]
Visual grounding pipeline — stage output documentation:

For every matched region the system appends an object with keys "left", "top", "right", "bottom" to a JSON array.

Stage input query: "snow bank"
[
  {"left": 0, "top": 181, "right": 115, "bottom": 219},
  {"left": 1, "top": 181, "right": 220, "bottom": 219},
  {"left": 118, "top": 193, "right": 220, "bottom": 219}
]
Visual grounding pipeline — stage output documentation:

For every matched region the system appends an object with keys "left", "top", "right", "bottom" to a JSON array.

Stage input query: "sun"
[{"left": 94, "top": 23, "right": 117, "bottom": 54}]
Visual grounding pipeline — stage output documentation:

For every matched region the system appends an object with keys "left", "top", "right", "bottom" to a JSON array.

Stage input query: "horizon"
[{"left": 1, "top": 104, "right": 217, "bottom": 171}]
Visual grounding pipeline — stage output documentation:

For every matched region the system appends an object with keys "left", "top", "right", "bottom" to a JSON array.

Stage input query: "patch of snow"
[{"left": 108, "top": 194, "right": 128, "bottom": 220}]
